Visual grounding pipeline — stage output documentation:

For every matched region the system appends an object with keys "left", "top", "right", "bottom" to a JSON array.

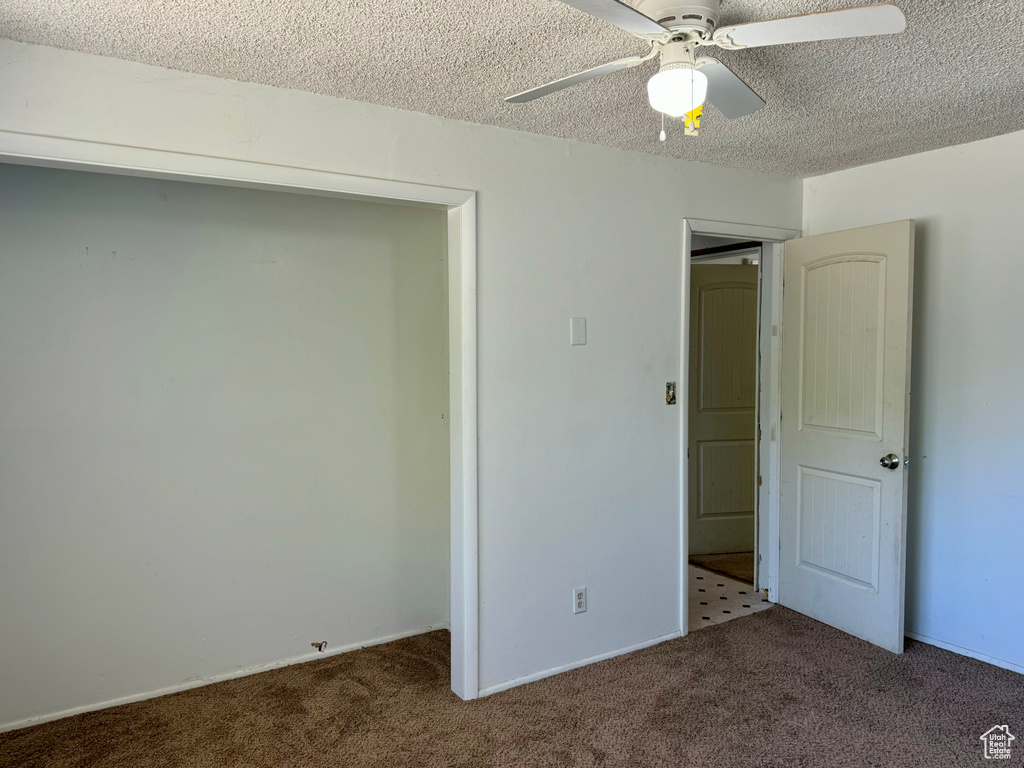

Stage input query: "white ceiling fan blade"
[
  {"left": 505, "top": 54, "right": 651, "bottom": 103},
  {"left": 714, "top": 3, "right": 906, "bottom": 49},
  {"left": 696, "top": 58, "right": 766, "bottom": 119},
  {"left": 555, "top": 0, "right": 668, "bottom": 37}
]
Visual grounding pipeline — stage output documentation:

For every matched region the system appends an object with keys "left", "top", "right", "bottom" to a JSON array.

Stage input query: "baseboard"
[
  {"left": 0, "top": 622, "right": 450, "bottom": 734},
  {"left": 905, "top": 631, "right": 1024, "bottom": 675},
  {"left": 477, "top": 630, "right": 682, "bottom": 698}
]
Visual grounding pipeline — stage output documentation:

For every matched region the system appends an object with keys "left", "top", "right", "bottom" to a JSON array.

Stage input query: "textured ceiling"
[{"left": 2, "top": 0, "right": 1023, "bottom": 177}]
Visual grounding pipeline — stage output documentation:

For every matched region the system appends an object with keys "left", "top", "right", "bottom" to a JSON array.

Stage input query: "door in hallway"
[{"left": 688, "top": 263, "right": 758, "bottom": 555}]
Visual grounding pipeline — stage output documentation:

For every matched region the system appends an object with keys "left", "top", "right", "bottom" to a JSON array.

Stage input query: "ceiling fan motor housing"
[{"left": 635, "top": 0, "right": 721, "bottom": 37}]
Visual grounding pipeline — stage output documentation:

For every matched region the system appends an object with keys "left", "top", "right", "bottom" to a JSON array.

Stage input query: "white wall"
[
  {"left": 0, "top": 162, "right": 450, "bottom": 727},
  {"left": 0, "top": 39, "right": 803, "bottom": 711},
  {"left": 803, "top": 131, "right": 1024, "bottom": 672}
]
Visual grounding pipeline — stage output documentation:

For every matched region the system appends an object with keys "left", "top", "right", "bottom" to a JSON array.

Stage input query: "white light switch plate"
[{"left": 570, "top": 317, "right": 587, "bottom": 346}]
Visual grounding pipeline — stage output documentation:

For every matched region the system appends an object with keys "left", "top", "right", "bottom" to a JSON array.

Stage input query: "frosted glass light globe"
[{"left": 647, "top": 65, "right": 708, "bottom": 118}]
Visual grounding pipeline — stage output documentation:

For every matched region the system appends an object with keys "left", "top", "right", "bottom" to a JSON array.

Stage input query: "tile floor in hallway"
[{"left": 687, "top": 564, "right": 772, "bottom": 630}]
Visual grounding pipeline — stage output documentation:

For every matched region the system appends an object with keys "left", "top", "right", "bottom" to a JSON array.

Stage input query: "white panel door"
[
  {"left": 689, "top": 264, "right": 758, "bottom": 555},
  {"left": 779, "top": 220, "right": 914, "bottom": 653}
]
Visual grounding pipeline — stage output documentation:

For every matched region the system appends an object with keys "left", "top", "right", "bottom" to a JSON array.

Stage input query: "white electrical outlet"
[{"left": 573, "top": 586, "right": 587, "bottom": 614}]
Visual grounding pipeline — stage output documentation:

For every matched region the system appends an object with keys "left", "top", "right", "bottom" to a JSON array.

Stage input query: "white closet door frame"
[
  {"left": 680, "top": 219, "right": 800, "bottom": 636},
  {"left": 0, "top": 131, "right": 482, "bottom": 701}
]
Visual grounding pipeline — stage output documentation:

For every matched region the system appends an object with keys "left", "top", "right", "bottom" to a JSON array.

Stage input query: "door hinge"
[{"left": 757, "top": 475, "right": 763, "bottom": 487}]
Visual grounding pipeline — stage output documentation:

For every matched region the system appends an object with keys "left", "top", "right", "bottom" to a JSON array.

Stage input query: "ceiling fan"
[{"left": 506, "top": 0, "right": 907, "bottom": 122}]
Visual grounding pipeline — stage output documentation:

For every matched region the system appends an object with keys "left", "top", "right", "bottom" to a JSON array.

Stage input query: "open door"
[{"left": 779, "top": 220, "right": 914, "bottom": 653}]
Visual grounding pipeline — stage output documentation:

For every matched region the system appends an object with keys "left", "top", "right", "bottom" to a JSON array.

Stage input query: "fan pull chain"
[{"left": 659, "top": 112, "right": 666, "bottom": 142}]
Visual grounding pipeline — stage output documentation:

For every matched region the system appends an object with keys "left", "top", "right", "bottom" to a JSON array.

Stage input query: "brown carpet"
[
  {"left": 2, "top": 607, "right": 1021, "bottom": 768},
  {"left": 689, "top": 552, "right": 755, "bottom": 584}
]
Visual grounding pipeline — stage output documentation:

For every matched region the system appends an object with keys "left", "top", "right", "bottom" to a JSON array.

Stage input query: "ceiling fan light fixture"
[{"left": 647, "top": 62, "right": 708, "bottom": 117}]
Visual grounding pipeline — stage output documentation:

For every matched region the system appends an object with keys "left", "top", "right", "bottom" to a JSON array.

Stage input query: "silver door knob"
[{"left": 880, "top": 454, "right": 901, "bottom": 470}]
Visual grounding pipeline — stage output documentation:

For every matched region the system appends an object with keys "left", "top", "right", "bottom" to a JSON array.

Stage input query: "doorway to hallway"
[{"left": 686, "top": 237, "right": 761, "bottom": 628}]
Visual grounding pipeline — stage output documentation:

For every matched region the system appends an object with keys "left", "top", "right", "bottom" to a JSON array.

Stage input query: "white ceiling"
[{"left": 2, "top": 0, "right": 1023, "bottom": 177}]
